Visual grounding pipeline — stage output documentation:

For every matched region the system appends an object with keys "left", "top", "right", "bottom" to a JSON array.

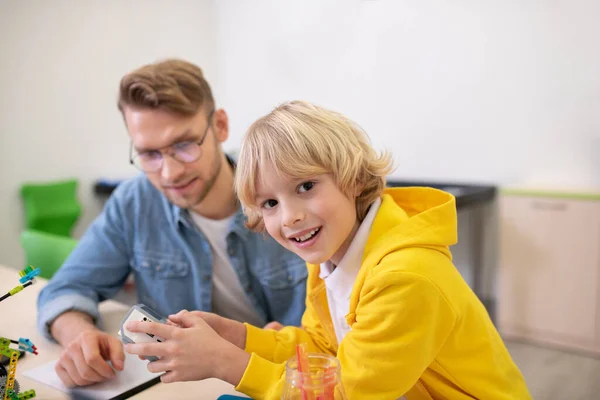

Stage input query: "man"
[{"left": 37, "top": 59, "right": 307, "bottom": 387}]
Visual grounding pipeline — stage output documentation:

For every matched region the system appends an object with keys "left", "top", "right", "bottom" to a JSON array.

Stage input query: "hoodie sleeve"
[
  {"left": 338, "top": 268, "right": 457, "bottom": 398},
  {"left": 236, "top": 265, "right": 338, "bottom": 399},
  {"left": 237, "top": 266, "right": 456, "bottom": 399}
]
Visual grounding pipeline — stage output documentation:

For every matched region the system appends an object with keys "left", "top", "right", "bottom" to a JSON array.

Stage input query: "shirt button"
[{"left": 228, "top": 247, "right": 235, "bottom": 256}]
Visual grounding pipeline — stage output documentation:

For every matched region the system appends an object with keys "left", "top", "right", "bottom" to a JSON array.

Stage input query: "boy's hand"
[
  {"left": 263, "top": 321, "right": 284, "bottom": 331},
  {"left": 124, "top": 313, "right": 250, "bottom": 385},
  {"left": 168, "top": 310, "right": 247, "bottom": 349}
]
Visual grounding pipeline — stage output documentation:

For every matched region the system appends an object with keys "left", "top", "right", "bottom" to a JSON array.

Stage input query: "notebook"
[{"left": 23, "top": 352, "right": 161, "bottom": 400}]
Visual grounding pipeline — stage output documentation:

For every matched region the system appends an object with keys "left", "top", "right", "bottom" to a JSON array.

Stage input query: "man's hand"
[
  {"left": 55, "top": 330, "right": 125, "bottom": 387},
  {"left": 51, "top": 311, "right": 125, "bottom": 387},
  {"left": 125, "top": 312, "right": 250, "bottom": 386}
]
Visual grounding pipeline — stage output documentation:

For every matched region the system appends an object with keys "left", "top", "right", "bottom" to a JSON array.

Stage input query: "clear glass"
[
  {"left": 129, "top": 110, "right": 214, "bottom": 172},
  {"left": 131, "top": 141, "right": 203, "bottom": 172},
  {"left": 281, "top": 353, "right": 347, "bottom": 400}
]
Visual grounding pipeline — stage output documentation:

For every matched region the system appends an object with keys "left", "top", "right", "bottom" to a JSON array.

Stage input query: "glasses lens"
[
  {"left": 134, "top": 152, "right": 163, "bottom": 172},
  {"left": 173, "top": 142, "right": 202, "bottom": 163}
]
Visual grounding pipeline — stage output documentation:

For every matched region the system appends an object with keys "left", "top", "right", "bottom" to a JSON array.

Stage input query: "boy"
[{"left": 125, "top": 101, "right": 531, "bottom": 399}]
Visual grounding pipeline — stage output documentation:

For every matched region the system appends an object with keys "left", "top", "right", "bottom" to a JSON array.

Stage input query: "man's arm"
[
  {"left": 37, "top": 182, "right": 135, "bottom": 342},
  {"left": 50, "top": 311, "right": 98, "bottom": 346}
]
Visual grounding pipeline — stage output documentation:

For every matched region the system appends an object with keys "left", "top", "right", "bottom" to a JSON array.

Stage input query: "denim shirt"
[{"left": 37, "top": 174, "right": 308, "bottom": 341}]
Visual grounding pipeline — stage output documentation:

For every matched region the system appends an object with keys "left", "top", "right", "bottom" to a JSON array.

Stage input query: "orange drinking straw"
[
  {"left": 323, "top": 365, "right": 336, "bottom": 400},
  {"left": 296, "top": 343, "right": 315, "bottom": 400}
]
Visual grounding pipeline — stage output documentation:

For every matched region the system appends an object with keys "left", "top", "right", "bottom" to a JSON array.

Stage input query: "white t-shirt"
[
  {"left": 319, "top": 197, "right": 382, "bottom": 345},
  {"left": 190, "top": 211, "right": 263, "bottom": 327}
]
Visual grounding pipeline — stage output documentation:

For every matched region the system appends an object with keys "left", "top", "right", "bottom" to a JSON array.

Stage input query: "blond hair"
[
  {"left": 235, "top": 100, "right": 394, "bottom": 231},
  {"left": 117, "top": 58, "right": 215, "bottom": 116}
]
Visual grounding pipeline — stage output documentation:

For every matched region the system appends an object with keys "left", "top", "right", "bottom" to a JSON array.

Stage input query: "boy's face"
[{"left": 255, "top": 164, "right": 360, "bottom": 266}]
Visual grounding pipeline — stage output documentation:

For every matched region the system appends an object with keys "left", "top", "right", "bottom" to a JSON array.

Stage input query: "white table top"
[{"left": 0, "top": 264, "right": 246, "bottom": 399}]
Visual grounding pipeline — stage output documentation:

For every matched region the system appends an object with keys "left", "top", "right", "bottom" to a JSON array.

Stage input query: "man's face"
[{"left": 124, "top": 107, "right": 225, "bottom": 210}]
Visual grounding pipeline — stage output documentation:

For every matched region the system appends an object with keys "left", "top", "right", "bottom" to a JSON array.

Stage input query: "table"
[{"left": 0, "top": 265, "right": 246, "bottom": 399}]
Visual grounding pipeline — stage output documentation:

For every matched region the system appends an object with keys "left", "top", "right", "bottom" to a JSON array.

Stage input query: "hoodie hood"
[{"left": 363, "top": 187, "right": 458, "bottom": 266}]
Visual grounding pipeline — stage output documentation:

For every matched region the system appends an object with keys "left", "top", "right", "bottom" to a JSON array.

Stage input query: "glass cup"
[{"left": 281, "top": 353, "right": 347, "bottom": 400}]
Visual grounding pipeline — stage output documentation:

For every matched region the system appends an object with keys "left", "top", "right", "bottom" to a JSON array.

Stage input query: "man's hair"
[
  {"left": 117, "top": 58, "right": 215, "bottom": 116},
  {"left": 235, "top": 100, "right": 394, "bottom": 231}
]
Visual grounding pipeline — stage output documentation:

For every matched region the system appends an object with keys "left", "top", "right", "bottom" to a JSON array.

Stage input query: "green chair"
[
  {"left": 21, "top": 230, "right": 78, "bottom": 279},
  {"left": 20, "top": 179, "right": 82, "bottom": 237}
]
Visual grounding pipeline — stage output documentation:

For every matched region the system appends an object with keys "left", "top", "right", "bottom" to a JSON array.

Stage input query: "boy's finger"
[
  {"left": 176, "top": 311, "right": 207, "bottom": 328},
  {"left": 126, "top": 320, "right": 173, "bottom": 339},
  {"left": 168, "top": 309, "right": 189, "bottom": 320},
  {"left": 160, "top": 370, "right": 178, "bottom": 384},
  {"left": 263, "top": 321, "right": 285, "bottom": 331},
  {"left": 147, "top": 359, "right": 170, "bottom": 374},
  {"left": 125, "top": 342, "right": 168, "bottom": 357}
]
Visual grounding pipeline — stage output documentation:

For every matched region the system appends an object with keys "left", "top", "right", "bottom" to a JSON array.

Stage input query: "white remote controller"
[{"left": 118, "top": 304, "right": 166, "bottom": 361}]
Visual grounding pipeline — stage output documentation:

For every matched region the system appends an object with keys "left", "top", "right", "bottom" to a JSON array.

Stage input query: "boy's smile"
[
  {"left": 287, "top": 227, "right": 322, "bottom": 248},
  {"left": 255, "top": 164, "right": 360, "bottom": 266}
]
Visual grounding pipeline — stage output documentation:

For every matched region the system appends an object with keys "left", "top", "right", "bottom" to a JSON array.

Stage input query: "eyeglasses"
[{"left": 129, "top": 111, "right": 214, "bottom": 173}]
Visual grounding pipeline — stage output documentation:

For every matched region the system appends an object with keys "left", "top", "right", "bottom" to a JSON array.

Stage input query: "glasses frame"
[{"left": 129, "top": 110, "right": 215, "bottom": 172}]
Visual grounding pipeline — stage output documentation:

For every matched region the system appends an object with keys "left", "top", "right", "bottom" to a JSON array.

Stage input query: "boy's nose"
[{"left": 282, "top": 205, "right": 305, "bottom": 227}]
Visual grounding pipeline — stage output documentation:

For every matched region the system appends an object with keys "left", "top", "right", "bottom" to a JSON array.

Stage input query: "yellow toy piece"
[{"left": 0, "top": 270, "right": 38, "bottom": 400}]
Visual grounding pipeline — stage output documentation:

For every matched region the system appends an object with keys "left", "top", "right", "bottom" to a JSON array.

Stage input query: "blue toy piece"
[
  {"left": 17, "top": 339, "right": 37, "bottom": 355},
  {"left": 17, "top": 266, "right": 40, "bottom": 284}
]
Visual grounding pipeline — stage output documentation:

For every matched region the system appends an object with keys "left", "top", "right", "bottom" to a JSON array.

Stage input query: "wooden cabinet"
[{"left": 498, "top": 191, "right": 600, "bottom": 354}]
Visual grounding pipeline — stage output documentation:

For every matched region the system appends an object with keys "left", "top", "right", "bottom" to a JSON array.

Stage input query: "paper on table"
[{"left": 23, "top": 352, "right": 161, "bottom": 400}]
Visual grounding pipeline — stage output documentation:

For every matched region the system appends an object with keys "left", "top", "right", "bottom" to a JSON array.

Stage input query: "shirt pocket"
[
  {"left": 259, "top": 258, "right": 307, "bottom": 290},
  {"left": 129, "top": 250, "right": 190, "bottom": 279}
]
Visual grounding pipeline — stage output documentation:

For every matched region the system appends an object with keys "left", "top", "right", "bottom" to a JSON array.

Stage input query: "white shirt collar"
[{"left": 319, "top": 197, "right": 382, "bottom": 298}]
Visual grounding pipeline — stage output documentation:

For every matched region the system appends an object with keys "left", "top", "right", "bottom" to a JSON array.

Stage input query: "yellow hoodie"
[{"left": 236, "top": 187, "right": 531, "bottom": 399}]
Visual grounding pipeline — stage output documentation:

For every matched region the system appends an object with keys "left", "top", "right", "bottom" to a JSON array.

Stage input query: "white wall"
[
  {"left": 214, "top": 0, "right": 600, "bottom": 188},
  {"left": 0, "top": 0, "right": 217, "bottom": 268},
  {"left": 212, "top": 0, "right": 600, "bottom": 300},
  {"left": 2, "top": 0, "right": 600, "bottom": 271}
]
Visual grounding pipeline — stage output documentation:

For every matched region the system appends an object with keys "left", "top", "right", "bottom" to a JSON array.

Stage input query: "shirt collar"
[{"left": 319, "top": 197, "right": 382, "bottom": 297}]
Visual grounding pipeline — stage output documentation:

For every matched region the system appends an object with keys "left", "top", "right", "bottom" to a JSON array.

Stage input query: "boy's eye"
[
  {"left": 262, "top": 199, "right": 278, "bottom": 209},
  {"left": 298, "top": 181, "right": 315, "bottom": 193}
]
